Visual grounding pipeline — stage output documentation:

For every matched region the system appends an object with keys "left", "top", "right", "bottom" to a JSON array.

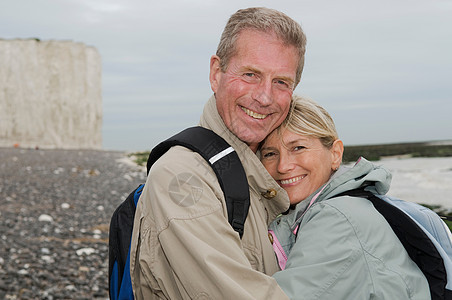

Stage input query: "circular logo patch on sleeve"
[{"left": 168, "top": 172, "right": 204, "bottom": 207}]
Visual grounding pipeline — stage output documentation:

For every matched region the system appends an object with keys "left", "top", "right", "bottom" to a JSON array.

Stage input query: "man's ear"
[
  {"left": 331, "top": 139, "right": 344, "bottom": 170},
  {"left": 209, "top": 55, "right": 221, "bottom": 93}
]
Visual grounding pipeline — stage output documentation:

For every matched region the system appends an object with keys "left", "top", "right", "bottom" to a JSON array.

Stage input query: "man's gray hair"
[{"left": 216, "top": 7, "right": 307, "bottom": 87}]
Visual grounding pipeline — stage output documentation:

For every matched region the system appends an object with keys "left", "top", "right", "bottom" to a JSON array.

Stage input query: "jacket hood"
[
  {"left": 199, "top": 95, "right": 290, "bottom": 223},
  {"left": 321, "top": 157, "right": 392, "bottom": 200}
]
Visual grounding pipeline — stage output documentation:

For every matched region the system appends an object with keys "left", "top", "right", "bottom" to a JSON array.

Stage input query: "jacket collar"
[
  {"left": 199, "top": 95, "right": 290, "bottom": 224},
  {"left": 289, "top": 157, "right": 392, "bottom": 232}
]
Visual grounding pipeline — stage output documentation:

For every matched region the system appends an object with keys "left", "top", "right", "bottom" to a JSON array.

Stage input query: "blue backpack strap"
[
  {"left": 133, "top": 184, "right": 144, "bottom": 207},
  {"left": 109, "top": 184, "right": 144, "bottom": 300},
  {"left": 118, "top": 247, "right": 134, "bottom": 299},
  {"left": 147, "top": 126, "right": 250, "bottom": 238}
]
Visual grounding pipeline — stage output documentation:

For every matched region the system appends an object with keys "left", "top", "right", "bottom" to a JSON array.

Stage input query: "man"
[{"left": 130, "top": 7, "right": 306, "bottom": 299}]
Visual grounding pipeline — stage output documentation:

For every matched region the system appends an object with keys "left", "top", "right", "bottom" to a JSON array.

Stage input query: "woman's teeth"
[{"left": 280, "top": 176, "right": 305, "bottom": 185}]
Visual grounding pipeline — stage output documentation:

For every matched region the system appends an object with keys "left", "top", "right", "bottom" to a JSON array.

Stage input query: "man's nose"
[{"left": 252, "top": 79, "right": 273, "bottom": 106}]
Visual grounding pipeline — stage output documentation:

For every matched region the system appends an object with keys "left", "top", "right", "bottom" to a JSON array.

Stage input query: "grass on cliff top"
[{"left": 128, "top": 141, "right": 452, "bottom": 231}]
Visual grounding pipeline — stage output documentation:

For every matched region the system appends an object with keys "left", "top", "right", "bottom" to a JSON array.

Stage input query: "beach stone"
[{"left": 38, "top": 214, "right": 54, "bottom": 222}]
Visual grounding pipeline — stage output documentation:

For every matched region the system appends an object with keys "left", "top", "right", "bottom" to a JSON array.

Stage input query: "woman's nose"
[{"left": 277, "top": 152, "right": 295, "bottom": 174}]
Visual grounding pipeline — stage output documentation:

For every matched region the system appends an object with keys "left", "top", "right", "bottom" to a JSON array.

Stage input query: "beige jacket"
[{"left": 130, "top": 95, "right": 290, "bottom": 299}]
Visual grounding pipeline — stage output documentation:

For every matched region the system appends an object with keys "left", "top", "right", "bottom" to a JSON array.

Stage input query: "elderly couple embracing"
[{"left": 129, "top": 7, "right": 430, "bottom": 300}]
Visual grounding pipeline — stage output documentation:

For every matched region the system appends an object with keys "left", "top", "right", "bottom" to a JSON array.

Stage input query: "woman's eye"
[
  {"left": 294, "top": 146, "right": 306, "bottom": 151},
  {"left": 263, "top": 151, "right": 276, "bottom": 158}
]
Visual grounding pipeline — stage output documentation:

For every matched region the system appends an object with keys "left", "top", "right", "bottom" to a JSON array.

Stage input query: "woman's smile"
[{"left": 279, "top": 175, "right": 306, "bottom": 187}]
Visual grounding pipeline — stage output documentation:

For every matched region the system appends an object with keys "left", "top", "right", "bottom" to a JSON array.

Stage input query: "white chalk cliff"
[{"left": 0, "top": 39, "right": 102, "bottom": 149}]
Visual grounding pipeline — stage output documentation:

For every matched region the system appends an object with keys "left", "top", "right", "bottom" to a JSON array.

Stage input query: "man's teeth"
[
  {"left": 241, "top": 107, "right": 267, "bottom": 119},
  {"left": 280, "top": 176, "right": 304, "bottom": 185}
]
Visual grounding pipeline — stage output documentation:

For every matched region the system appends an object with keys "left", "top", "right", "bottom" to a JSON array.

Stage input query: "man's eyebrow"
[{"left": 242, "top": 66, "right": 262, "bottom": 74}]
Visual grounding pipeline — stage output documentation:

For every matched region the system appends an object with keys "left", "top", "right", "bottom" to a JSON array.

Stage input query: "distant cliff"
[{"left": 0, "top": 39, "right": 102, "bottom": 149}]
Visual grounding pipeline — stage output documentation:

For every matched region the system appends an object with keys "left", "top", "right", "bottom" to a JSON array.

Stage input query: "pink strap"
[
  {"left": 293, "top": 185, "right": 327, "bottom": 235},
  {"left": 268, "top": 230, "right": 288, "bottom": 270}
]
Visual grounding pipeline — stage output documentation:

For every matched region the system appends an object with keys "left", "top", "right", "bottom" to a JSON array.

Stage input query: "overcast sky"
[{"left": 1, "top": 0, "right": 451, "bottom": 151}]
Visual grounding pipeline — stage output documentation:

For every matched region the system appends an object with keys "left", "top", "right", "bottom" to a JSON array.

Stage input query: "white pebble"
[
  {"left": 41, "top": 255, "right": 55, "bottom": 263},
  {"left": 41, "top": 248, "right": 50, "bottom": 254},
  {"left": 76, "top": 247, "right": 96, "bottom": 256},
  {"left": 93, "top": 229, "right": 102, "bottom": 235},
  {"left": 97, "top": 205, "right": 104, "bottom": 211},
  {"left": 61, "top": 203, "right": 70, "bottom": 209},
  {"left": 18, "top": 269, "right": 28, "bottom": 275},
  {"left": 38, "top": 214, "right": 53, "bottom": 222},
  {"left": 53, "top": 167, "right": 65, "bottom": 175}
]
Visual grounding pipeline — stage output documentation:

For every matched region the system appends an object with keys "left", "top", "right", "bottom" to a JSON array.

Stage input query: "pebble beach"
[{"left": 0, "top": 148, "right": 146, "bottom": 299}]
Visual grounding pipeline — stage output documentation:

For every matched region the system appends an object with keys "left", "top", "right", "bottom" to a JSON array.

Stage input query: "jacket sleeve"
[
  {"left": 132, "top": 146, "right": 288, "bottom": 300},
  {"left": 272, "top": 201, "right": 371, "bottom": 300}
]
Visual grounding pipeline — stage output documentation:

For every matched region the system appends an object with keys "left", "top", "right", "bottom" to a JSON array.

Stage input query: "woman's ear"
[
  {"left": 331, "top": 139, "right": 344, "bottom": 171},
  {"left": 209, "top": 55, "right": 221, "bottom": 93}
]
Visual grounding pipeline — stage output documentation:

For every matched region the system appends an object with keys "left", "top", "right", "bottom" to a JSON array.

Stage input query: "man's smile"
[{"left": 240, "top": 106, "right": 268, "bottom": 119}]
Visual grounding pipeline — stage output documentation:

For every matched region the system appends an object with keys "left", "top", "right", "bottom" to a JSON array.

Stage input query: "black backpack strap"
[
  {"left": 335, "top": 188, "right": 448, "bottom": 300},
  {"left": 147, "top": 126, "right": 250, "bottom": 238}
]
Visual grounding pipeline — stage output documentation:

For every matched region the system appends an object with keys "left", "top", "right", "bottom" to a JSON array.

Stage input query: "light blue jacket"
[{"left": 269, "top": 158, "right": 430, "bottom": 300}]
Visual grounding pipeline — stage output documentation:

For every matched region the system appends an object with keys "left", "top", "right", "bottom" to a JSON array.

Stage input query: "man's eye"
[
  {"left": 294, "top": 146, "right": 306, "bottom": 151},
  {"left": 244, "top": 73, "right": 255, "bottom": 77},
  {"left": 274, "top": 79, "right": 294, "bottom": 91}
]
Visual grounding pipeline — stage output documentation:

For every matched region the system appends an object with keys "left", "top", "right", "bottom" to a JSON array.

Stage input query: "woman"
[{"left": 260, "top": 95, "right": 430, "bottom": 299}]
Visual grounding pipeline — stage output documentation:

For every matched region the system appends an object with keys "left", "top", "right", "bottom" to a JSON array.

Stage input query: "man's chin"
[
  {"left": 237, "top": 132, "right": 266, "bottom": 148},
  {"left": 229, "top": 121, "right": 271, "bottom": 142}
]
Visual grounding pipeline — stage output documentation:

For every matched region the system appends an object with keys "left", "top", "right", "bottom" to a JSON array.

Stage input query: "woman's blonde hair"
[{"left": 279, "top": 95, "right": 338, "bottom": 149}]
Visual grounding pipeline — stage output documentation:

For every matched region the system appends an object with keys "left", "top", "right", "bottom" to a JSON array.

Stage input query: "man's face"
[{"left": 210, "top": 29, "right": 299, "bottom": 152}]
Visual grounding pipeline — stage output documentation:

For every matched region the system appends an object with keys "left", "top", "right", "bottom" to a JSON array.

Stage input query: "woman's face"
[{"left": 261, "top": 129, "right": 342, "bottom": 205}]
